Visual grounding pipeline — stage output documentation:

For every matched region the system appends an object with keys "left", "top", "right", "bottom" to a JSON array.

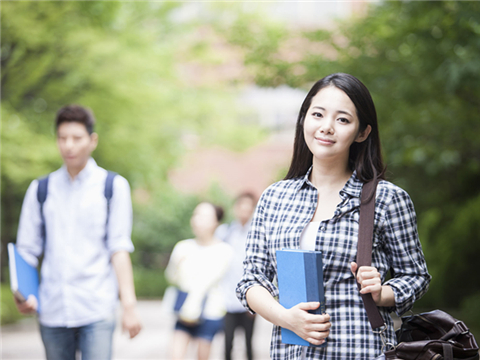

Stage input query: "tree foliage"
[
  {"left": 223, "top": 1, "right": 480, "bottom": 316},
  {"left": 3, "top": 1, "right": 479, "bottom": 323},
  {"left": 1, "top": 2, "right": 264, "bottom": 293}
]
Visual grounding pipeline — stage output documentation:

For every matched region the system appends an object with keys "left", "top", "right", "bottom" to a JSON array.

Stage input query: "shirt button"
[{"left": 320, "top": 226, "right": 326, "bottom": 232}]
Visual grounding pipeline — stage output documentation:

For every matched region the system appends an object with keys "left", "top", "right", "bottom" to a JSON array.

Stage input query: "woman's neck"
[
  {"left": 195, "top": 234, "right": 217, "bottom": 246},
  {"left": 309, "top": 157, "right": 352, "bottom": 191}
]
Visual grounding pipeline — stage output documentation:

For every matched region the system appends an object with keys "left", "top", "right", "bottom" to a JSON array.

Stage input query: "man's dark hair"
[{"left": 55, "top": 105, "right": 96, "bottom": 135}]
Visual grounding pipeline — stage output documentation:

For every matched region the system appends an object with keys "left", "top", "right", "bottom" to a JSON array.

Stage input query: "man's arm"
[
  {"left": 111, "top": 250, "right": 142, "bottom": 339},
  {"left": 14, "top": 180, "right": 44, "bottom": 313},
  {"left": 107, "top": 175, "right": 141, "bottom": 337}
]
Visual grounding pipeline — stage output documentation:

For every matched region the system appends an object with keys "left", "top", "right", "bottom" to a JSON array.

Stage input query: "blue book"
[
  {"left": 8, "top": 243, "right": 40, "bottom": 313},
  {"left": 174, "top": 290, "right": 188, "bottom": 312},
  {"left": 276, "top": 249, "right": 326, "bottom": 347},
  {"left": 173, "top": 289, "right": 207, "bottom": 319}
]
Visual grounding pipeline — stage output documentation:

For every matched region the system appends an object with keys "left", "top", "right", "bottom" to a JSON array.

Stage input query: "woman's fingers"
[
  {"left": 284, "top": 304, "right": 331, "bottom": 344},
  {"left": 297, "top": 301, "right": 321, "bottom": 312},
  {"left": 304, "top": 321, "right": 331, "bottom": 332},
  {"left": 359, "top": 282, "right": 382, "bottom": 294},
  {"left": 354, "top": 266, "right": 380, "bottom": 284},
  {"left": 350, "top": 262, "right": 358, "bottom": 276},
  {"left": 306, "top": 336, "right": 327, "bottom": 346},
  {"left": 359, "top": 277, "right": 381, "bottom": 287},
  {"left": 352, "top": 264, "right": 383, "bottom": 302}
]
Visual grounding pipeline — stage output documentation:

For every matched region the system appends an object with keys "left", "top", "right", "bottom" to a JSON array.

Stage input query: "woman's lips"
[{"left": 315, "top": 137, "right": 335, "bottom": 145}]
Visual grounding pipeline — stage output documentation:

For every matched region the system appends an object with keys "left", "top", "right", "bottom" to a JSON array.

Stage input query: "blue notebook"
[
  {"left": 174, "top": 290, "right": 188, "bottom": 312},
  {"left": 276, "top": 249, "right": 326, "bottom": 347},
  {"left": 173, "top": 289, "right": 207, "bottom": 319},
  {"left": 8, "top": 243, "right": 40, "bottom": 313}
]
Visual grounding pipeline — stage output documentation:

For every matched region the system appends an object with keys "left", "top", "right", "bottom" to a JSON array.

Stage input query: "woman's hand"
[
  {"left": 350, "top": 262, "right": 395, "bottom": 307},
  {"left": 246, "top": 286, "right": 331, "bottom": 345},
  {"left": 281, "top": 302, "right": 331, "bottom": 346}
]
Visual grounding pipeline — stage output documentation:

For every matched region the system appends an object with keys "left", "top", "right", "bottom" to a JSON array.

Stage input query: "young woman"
[
  {"left": 236, "top": 73, "right": 431, "bottom": 360},
  {"left": 166, "top": 202, "right": 233, "bottom": 360}
]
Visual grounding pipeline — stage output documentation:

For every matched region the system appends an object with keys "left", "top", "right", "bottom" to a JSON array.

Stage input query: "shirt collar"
[
  {"left": 340, "top": 171, "right": 363, "bottom": 198},
  {"left": 294, "top": 166, "right": 363, "bottom": 198},
  {"left": 293, "top": 166, "right": 314, "bottom": 192},
  {"left": 60, "top": 158, "right": 97, "bottom": 183}
]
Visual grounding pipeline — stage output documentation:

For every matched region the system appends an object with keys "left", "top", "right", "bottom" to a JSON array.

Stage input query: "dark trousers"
[{"left": 224, "top": 311, "right": 255, "bottom": 360}]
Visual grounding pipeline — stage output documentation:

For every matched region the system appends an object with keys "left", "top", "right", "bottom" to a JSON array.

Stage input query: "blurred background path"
[{"left": 1, "top": 300, "right": 273, "bottom": 360}]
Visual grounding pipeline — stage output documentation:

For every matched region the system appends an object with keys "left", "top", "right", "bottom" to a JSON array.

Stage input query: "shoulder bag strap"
[{"left": 357, "top": 179, "right": 385, "bottom": 329}]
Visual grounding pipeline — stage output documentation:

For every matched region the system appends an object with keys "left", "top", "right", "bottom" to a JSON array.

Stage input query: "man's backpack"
[{"left": 37, "top": 171, "right": 117, "bottom": 245}]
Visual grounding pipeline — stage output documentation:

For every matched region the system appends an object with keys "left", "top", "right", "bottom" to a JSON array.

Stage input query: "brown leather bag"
[
  {"left": 358, "top": 181, "right": 479, "bottom": 360},
  {"left": 386, "top": 309, "right": 479, "bottom": 360}
]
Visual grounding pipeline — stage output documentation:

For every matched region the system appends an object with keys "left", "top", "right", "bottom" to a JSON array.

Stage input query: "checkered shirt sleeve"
[{"left": 381, "top": 187, "right": 431, "bottom": 316}]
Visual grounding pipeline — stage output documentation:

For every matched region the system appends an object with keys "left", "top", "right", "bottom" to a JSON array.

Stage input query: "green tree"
[
  {"left": 1, "top": 1, "right": 265, "bottom": 296},
  {"left": 308, "top": 1, "right": 480, "bottom": 312},
  {"left": 217, "top": 0, "right": 480, "bottom": 324}
]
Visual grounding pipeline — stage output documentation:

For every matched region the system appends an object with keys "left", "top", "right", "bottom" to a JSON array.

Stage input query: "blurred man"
[
  {"left": 217, "top": 192, "right": 257, "bottom": 360},
  {"left": 14, "top": 105, "right": 142, "bottom": 360}
]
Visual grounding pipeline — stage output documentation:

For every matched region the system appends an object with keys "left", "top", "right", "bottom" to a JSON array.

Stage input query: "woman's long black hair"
[{"left": 284, "top": 73, "right": 385, "bottom": 183}]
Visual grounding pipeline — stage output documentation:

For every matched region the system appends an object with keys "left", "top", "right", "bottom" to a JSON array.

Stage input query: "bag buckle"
[
  {"left": 455, "top": 320, "right": 470, "bottom": 335},
  {"left": 374, "top": 326, "right": 395, "bottom": 352}
]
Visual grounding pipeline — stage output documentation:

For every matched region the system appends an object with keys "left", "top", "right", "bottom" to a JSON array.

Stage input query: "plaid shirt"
[{"left": 236, "top": 169, "right": 431, "bottom": 360}]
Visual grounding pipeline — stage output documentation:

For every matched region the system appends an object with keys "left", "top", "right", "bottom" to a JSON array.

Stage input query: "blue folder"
[
  {"left": 8, "top": 243, "right": 40, "bottom": 313},
  {"left": 174, "top": 290, "right": 188, "bottom": 312},
  {"left": 276, "top": 249, "right": 326, "bottom": 347}
]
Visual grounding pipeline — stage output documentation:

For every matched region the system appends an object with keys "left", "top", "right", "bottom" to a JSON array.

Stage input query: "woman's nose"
[{"left": 319, "top": 118, "right": 334, "bottom": 134}]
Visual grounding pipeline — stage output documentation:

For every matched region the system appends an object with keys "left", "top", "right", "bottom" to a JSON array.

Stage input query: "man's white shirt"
[{"left": 16, "top": 158, "right": 134, "bottom": 327}]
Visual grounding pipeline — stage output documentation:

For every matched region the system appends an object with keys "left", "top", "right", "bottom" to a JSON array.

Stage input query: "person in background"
[
  {"left": 236, "top": 73, "right": 431, "bottom": 359},
  {"left": 14, "top": 105, "right": 142, "bottom": 360},
  {"left": 166, "top": 202, "right": 233, "bottom": 360},
  {"left": 217, "top": 193, "right": 258, "bottom": 360}
]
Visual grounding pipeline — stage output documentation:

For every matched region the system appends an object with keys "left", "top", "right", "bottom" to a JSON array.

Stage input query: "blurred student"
[
  {"left": 165, "top": 202, "right": 233, "bottom": 360},
  {"left": 217, "top": 193, "right": 257, "bottom": 360},
  {"left": 14, "top": 105, "right": 142, "bottom": 360}
]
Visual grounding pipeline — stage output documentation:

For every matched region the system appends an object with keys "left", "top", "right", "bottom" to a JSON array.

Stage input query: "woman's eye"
[
  {"left": 312, "top": 112, "right": 323, "bottom": 118},
  {"left": 338, "top": 117, "right": 350, "bottom": 124}
]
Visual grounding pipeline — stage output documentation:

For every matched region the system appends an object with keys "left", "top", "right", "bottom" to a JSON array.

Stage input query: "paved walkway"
[{"left": 1, "top": 300, "right": 273, "bottom": 360}]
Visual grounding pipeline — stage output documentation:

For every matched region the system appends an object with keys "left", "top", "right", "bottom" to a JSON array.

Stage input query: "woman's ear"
[{"left": 355, "top": 125, "right": 372, "bottom": 143}]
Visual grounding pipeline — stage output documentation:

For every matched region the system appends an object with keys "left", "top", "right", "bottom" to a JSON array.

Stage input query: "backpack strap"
[
  {"left": 104, "top": 171, "right": 117, "bottom": 242},
  {"left": 356, "top": 179, "right": 386, "bottom": 330},
  {"left": 37, "top": 175, "right": 50, "bottom": 247},
  {"left": 37, "top": 171, "right": 118, "bottom": 246}
]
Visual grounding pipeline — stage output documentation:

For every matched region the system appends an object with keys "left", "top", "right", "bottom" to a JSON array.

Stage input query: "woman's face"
[
  {"left": 303, "top": 86, "right": 370, "bottom": 165},
  {"left": 190, "top": 202, "right": 219, "bottom": 238},
  {"left": 234, "top": 197, "right": 256, "bottom": 225}
]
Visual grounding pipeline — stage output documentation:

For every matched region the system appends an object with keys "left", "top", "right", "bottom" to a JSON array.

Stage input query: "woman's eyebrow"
[{"left": 312, "top": 106, "right": 353, "bottom": 117}]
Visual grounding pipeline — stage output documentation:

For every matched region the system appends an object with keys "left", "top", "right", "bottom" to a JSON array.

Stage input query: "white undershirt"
[{"left": 299, "top": 221, "right": 321, "bottom": 251}]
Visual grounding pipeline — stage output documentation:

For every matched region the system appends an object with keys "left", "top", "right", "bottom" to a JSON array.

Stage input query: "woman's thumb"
[
  {"left": 350, "top": 262, "right": 358, "bottom": 277},
  {"left": 298, "top": 302, "right": 320, "bottom": 311}
]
